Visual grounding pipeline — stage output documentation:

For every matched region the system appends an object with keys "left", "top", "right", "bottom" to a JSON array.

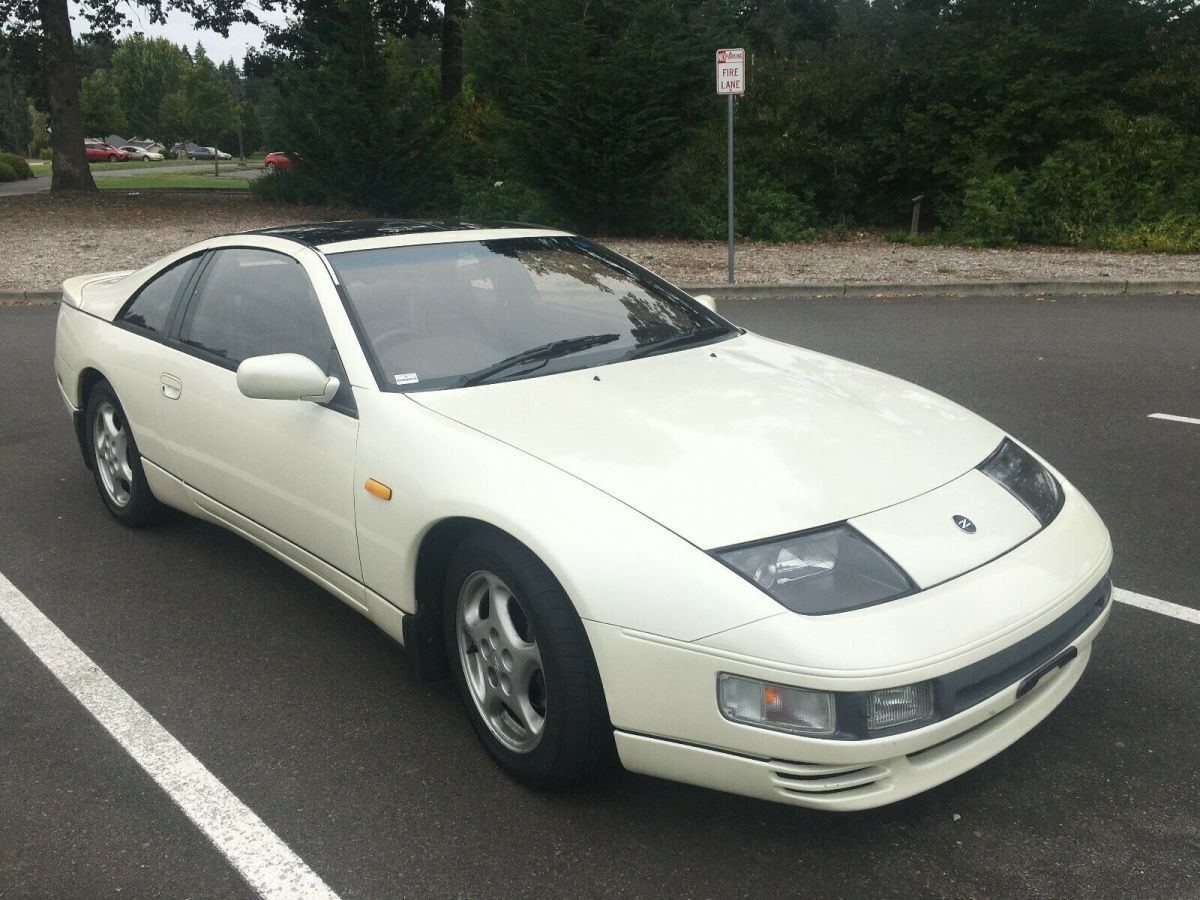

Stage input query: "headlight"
[
  {"left": 713, "top": 525, "right": 915, "bottom": 615},
  {"left": 978, "top": 438, "right": 1063, "bottom": 525}
]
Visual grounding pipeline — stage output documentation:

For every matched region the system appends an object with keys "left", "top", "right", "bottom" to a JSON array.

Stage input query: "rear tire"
[
  {"left": 85, "top": 380, "right": 165, "bottom": 527},
  {"left": 443, "top": 531, "right": 616, "bottom": 789},
  {"left": 107, "top": 154, "right": 117, "bottom": 161}
]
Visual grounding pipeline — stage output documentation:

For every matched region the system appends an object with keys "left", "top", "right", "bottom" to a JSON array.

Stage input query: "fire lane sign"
[{"left": 716, "top": 48, "right": 745, "bottom": 95}]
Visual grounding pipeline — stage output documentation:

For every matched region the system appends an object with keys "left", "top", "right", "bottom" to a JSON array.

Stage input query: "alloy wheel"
[
  {"left": 455, "top": 570, "right": 547, "bottom": 753},
  {"left": 93, "top": 400, "right": 132, "bottom": 507}
]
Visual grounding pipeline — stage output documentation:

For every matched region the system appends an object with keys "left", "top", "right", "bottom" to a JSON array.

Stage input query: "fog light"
[
  {"left": 867, "top": 682, "right": 934, "bottom": 731},
  {"left": 718, "top": 673, "right": 836, "bottom": 735}
]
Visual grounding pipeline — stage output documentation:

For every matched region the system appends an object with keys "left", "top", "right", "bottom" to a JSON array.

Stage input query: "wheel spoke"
[
  {"left": 460, "top": 585, "right": 491, "bottom": 647},
  {"left": 511, "top": 691, "right": 546, "bottom": 737},
  {"left": 101, "top": 406, "right": 120, "bottom": 440},
  {"left": 492, "top": 586, "right": 530, "bottom": 651},
  {"left": 507, "top": 642, "right": 541, "bottom": 692}
]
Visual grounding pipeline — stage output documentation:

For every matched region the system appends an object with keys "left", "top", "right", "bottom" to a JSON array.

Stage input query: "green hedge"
[{"left": 0, "top": 152, "right": 34, "bottom": 180}]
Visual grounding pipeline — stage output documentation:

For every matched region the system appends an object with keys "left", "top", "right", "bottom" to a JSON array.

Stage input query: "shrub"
[
  {"left": 0, "top": 160, "right": 17, "bottom": 182},
  {"left": 954, "top": 171, "right": 1029, "bottom": 247},
  {"left": 1100, "top": 214, "right": 1200, "bottom": 253},
  {"left": 452, "top": 176, "right": 561, "bottom": 227},
  {"left": 39, "top": 148, "right": 53, "bottom": 160},
  {"left": 738, "top": 182, "right": 818, "bottom": 242},
  {"left": 0, "top": 152, "right": 34, "bottom": 180}
]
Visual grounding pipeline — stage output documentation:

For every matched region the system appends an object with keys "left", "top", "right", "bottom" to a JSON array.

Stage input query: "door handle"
[{"left": 160, "top": 374, "right": 182, "bottom": 400}]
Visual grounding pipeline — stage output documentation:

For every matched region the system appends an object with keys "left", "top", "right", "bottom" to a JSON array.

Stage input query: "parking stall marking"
[
  {"left": 0, "top": 569, "right": 342, "bottom": 900},
  {"left": 1113, "top": 587, "right": 1200, "bottom": 626},
  {"left": 1147, "top": 413, "right": 1200, "bottom": 426}
]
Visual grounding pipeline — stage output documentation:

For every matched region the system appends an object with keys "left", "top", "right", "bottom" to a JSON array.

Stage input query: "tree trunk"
[
  {"left": 38, "top": 0, "right": 96, "bottom": 192},
  {"left": 440, "top": 0, "right": 466, "bottom": 102}
]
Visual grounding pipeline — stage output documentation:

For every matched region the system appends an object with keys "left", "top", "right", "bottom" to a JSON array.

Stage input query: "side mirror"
[
  {"left": 236, "top": 353, "right": 340, "bottom": 404},
  {"left": 693, "top": 293, "right": 717, "bottom": 312}
]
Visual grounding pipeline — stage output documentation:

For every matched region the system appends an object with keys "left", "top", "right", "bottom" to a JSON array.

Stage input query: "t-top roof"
[{"left": 245, "top": 219, "right": 546, "bottom": 247}]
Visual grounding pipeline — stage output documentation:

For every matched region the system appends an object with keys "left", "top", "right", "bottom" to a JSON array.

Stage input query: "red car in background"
[
  {"left": 85, "top": 142, "right": 129, "bottom": 162},
  {"left": 264, "top": 151, "right": 293, "bottom": 172}
]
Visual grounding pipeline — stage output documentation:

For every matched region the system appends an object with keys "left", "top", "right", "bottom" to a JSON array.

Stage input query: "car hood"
[{"left": 411, "top": 333, "right": 1005, "bottom": 549}]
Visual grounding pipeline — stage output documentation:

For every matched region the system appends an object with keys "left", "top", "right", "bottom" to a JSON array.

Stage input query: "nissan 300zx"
[{"left": 53, "top": 221, "right": 1113, "bottom": 810}]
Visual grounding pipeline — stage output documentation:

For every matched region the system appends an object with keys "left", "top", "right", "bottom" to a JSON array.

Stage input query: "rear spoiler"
[{"left": 60, "top": 271, "right": 134, "bottom": 311}]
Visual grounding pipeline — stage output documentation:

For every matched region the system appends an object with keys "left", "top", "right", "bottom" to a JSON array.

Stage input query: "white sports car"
[{"left": 53, "top": 221, "right": 1112, "bottom": 810}]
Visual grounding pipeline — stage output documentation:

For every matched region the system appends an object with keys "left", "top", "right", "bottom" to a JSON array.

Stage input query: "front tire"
[
  {"left": 443, "top": 532, "right": 615, "bottom": 789},
  {"left": 85, "top": 380, "right": 165, "bottom": 527}
]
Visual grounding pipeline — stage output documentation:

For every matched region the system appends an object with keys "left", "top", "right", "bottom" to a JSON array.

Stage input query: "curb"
[
  {"left": 0, "top": 290, "right": 61, "bottom": 306},
  {"left": 683, "top": 279, "right": 1200, "bottom": 299}
]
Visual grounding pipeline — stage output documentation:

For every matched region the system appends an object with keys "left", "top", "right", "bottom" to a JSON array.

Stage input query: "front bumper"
[
  {"left": 612, "top": 591, "right": 1109, "bottom": 810},
  {"left": 586, "top": 484, "right": 1113, "bottom": 810}
]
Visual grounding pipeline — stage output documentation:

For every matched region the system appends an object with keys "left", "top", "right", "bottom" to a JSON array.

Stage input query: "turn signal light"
[{"left": 718, "top": 673, "right": 836, "bottom": 735}]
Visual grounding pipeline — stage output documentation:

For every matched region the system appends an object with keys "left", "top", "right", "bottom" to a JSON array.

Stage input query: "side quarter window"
[
  {"left": 178, "top": 248, "right": 336, "bottom": 370},
  {"left": 117, "top": 256, "right": 200, "bottom": 335}
]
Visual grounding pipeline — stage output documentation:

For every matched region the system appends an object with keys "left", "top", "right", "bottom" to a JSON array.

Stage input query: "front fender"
[{"left": 351, "top": 390, "right": 781, "bottom": 642}]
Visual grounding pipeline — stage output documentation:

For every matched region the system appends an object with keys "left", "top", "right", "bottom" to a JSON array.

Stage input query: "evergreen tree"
[
  {"left": 112, "top": 35, "right": 189, "bottom": 138},
  {"left": 79, "top": 68, "right": 126, "bottom": 137},
  {"left": 469, "top": 0, "right": 734, "bottom": 232}
]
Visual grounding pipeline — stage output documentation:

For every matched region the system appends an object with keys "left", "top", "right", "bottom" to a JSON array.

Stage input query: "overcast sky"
[{"left": 72, "top": 3, "right": 290, "bottom": 66}]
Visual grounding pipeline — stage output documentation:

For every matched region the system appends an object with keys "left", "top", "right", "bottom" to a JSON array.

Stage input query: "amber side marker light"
[{"left": 364, "top": 478, "right": 392, "bottom": 501}]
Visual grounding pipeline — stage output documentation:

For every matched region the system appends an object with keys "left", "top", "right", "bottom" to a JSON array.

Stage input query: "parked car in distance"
[
  {"left": 120, "top": 145, "right": 164, "bottom": 162},
  {"left": 190, "top": 146, "right": 233, "bottom": 161},
  {"left": 264, "top": 151, "right": 292, "bottom": 172},
  {"left": 84, "top": 142, "right": 129, "bottom": 162}
]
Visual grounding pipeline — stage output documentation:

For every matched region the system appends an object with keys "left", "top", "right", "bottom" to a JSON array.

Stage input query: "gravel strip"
[{"left": 4, "top": 193, "right": 1200, "bottom": 292}]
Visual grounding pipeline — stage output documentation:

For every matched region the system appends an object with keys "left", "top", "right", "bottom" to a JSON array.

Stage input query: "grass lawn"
[
  {"left": 96, "top": 172, "right": 254, "bottom": 190},
  {"left": 87, "top": 157, "right": 265, "bottom": 172}
]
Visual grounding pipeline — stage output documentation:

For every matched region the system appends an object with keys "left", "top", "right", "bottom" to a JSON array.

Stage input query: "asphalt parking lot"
[{"left": 1, "top": 293, "right": 1197, "bottom": 899}]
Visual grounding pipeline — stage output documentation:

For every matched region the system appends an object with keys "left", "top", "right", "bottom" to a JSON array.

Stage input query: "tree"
[
  {"left": 27, "top": 100, "right": 49, "bottom": 155},
  {"left": 0, "top": 0, "right": 286, "bottom": 191},
  {"left": 79, "top": 68, "right": 125, "bottom": 137},
  {"left": 186, "top": 45, "right": 236, "bottom": 170},
  {"left": 74, "top": 30, "right": 116, "bottom": 78},
  {"left": 439, "top": 0, "right": 465, "bottom": 101},
  {"left": 470, "top": 0, "right": 723, "bottom": 231},
  {"left": 156, "top": 46, "right": 237, "bottom": 169},
  {"left": 0, "top": 36, "right": 32, "bottom": 153},
  {"left": 112, "top": 34, "right": 188, "bottom": 137}
]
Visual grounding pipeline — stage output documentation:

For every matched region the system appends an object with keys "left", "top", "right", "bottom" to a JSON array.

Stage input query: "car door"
[{"left": 156, "top": 246, "right": 363, "bottom": 583}]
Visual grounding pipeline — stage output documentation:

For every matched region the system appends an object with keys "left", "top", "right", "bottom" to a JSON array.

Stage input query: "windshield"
[{"left": 327, "top": 236, "right": 735, "bottom": 391}]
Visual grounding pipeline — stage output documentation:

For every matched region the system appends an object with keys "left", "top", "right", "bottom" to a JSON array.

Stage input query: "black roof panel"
[{"left": 244, "top": 218, "right": 550, "bottom": 247}]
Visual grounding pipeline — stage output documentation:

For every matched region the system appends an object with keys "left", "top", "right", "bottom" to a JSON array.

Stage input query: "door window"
[{"left": 178, "top": 248, "right": 336, "bottom": 371}]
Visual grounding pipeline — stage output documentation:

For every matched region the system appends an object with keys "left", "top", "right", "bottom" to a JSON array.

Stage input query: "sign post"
[{"left": 716, "top": 48, "right": 745, "bottom": 284}]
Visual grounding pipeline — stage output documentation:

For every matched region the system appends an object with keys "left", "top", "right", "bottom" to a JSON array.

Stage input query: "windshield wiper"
[
  {"left": 624, "top": 325, "right": 732, "bottom": 360},
  {"left": 459, "top": 333, "right": 621, "bottom": 387}
]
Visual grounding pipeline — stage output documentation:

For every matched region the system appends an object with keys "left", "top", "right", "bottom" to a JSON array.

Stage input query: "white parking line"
[
  {"left": 1113, "top": 587, "right": 1200, "bottom": 626},
  {"left": 0, "top": 570, "right": 342, "bottom": 900},
  {"left": 1148, "top": 413, "right": 1200, "bottom": 425}
]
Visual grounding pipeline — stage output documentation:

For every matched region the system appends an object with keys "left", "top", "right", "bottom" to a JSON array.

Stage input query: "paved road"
[
  {"left": 1, "top": 295, "right": 1197, "bottom": 899},
  {"left": 0, "top": 174, "right": 51, "bottom": 196},
  {"left": 0, "top": 164, "right": 262, "bottom": 196}
]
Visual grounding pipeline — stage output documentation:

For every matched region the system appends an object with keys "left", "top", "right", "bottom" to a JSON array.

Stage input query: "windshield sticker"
[{"left": 393, "top": 373, "right": 420, "bottom": 386}]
